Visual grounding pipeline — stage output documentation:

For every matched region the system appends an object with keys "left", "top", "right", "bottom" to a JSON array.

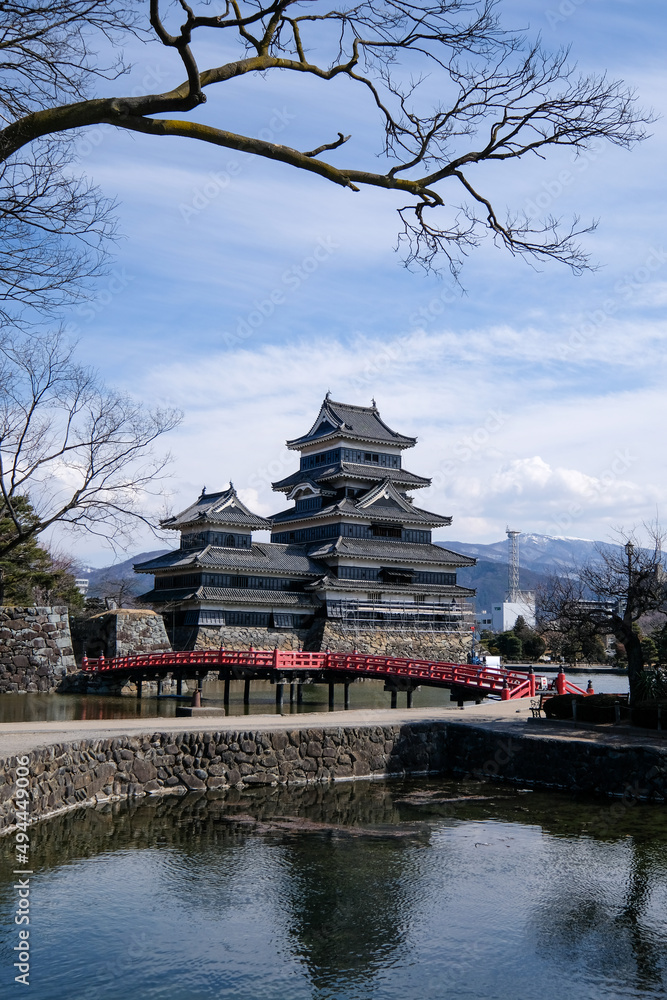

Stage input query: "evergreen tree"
[{"left": 0, "top": 497, "right": 84, "bottom": 608}]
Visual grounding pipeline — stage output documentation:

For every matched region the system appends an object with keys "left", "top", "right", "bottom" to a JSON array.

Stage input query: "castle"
[{"left": 134, "top": 397, "right": 476, "bottom": 658}]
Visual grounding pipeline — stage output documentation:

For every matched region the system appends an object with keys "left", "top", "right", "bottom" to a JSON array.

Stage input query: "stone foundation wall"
[
  {"left": 1, "top": 720, "right": 665, "bottom": 833},
  {"left": 191, "top": 624, "right": 312, "bottom": 652},
  {"left": 71, "top": 610, "right": 171, "bottom": 660},
  {"left": 0, "top": 607, "right": 76, "bottom": 694},
  {"left": 173, "top": 619, "right": 472, "bottom": 660},
  {"left": 313, "top": 621, "right": 472, "bottom": 661}
]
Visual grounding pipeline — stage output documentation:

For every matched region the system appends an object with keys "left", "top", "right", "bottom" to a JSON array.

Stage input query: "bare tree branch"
[
  {"left": 0, "top": 0, "right": 653, "bottom": 297},
  {"left": 0, "top": 326, "right": 183, "bottom": 599}
]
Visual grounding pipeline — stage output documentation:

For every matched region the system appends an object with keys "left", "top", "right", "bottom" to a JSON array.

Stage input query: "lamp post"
[{"left": 625, "top": 540, "right": 634, "bottom": 599}]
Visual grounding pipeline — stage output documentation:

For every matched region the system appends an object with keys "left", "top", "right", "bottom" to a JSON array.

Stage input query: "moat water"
[
  {"left": 0, "top": 776, "right": 665, "bottom": 999},
  {"left": 0, "top": 672, "right": 629, "bottom": 723}
]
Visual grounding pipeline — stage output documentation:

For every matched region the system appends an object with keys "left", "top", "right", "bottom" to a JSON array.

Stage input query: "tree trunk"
[{"left": 623, "top": 627, "right": 644, "bottom": 702}]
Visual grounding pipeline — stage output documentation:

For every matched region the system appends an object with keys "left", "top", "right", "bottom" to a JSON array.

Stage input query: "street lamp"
[{"left": 624, "top": 541, "right": 635, "bottom": 621}]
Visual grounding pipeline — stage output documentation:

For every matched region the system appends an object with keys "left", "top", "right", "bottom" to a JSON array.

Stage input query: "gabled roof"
[
  {"left": 134, "top": 542, "right": 323, "bottom": 577},
  {"left": 306, "top": 537, "right": 476, "bottom": 567},
  {"left": 160, "top": 484, "right": 272, "bottom": 532},
  {"left": 272, "top": 462, "right": 430, "bottom": 493},
  {"left": 286, "top": 397, "right": 417, "bottom": 451},
  {"left": 270, "top": 478, "right": 452, "bottom": 528}
]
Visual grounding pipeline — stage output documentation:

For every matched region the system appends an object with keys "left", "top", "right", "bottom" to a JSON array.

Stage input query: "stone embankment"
[
  {"left": 0, "top": 607, "right": 76, "bottom": 694},
  {"left": 1, "top": 710, "right": 666, "bottom": 833}
]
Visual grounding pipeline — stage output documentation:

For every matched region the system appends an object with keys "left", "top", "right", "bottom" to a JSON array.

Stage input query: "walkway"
[{"left": 2, "top": 699, "right": 665, "bottom": 761}]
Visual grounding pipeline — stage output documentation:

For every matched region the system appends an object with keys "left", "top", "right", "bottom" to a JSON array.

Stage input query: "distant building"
[
  {"left": 134, "top": 397, "right": 476, "bottom": 654},
  {"left": 491, "top": 593, "right": 536, "bottom": 632},
  {"left": 74, "top": 577, "right": 90, "bottom": 597}
]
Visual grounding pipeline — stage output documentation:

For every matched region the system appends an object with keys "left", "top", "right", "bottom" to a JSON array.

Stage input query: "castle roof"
[
  {"left": 270, "top": 479, "right": 451, "bottom": 528},
  {"left": 134, "top": 542, "right": 323, "bottom": 577},
  {"left": 306, "top": 537, "right": 476, "bottom": 567},
  {"left": 272, "top": 462, "right": 430, "bottom": 493},
  {"left": 286, "top": 398, "right": 417, "bottom": 451},
  {"left": 160, "top": 484, "right": 271, "bottom": 532}
]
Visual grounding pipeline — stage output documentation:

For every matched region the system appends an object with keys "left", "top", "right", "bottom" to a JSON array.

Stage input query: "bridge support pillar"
[
  {"left": 390, "top": 690, "right": 397, "bottom": 709},
  {"left": 223, "top": 677, "right": 230, "bottom": 706},
  {"left": 244, "top": 678, "right": 251, "bottom": 705},
  {"left": 344, "top": 682, "right": 350, "bottom": 710},
  {"left": 297, "top": 683, "right": 303, "bottom": 706},
  {"left": 328, "top": 682, "right": 335, "bottom": 711},
  {"left": 407, "top": 688, "right": 413, "bottom": 709},
  {"left": 136, "top": 678, "right": 142, "bottom": 700},
  {"left": 176, "top": 676, "right": 183, "bottom": 697},
  {"left": 290, "top": 681, "right": 297, "bottom": 705},
  {"left": 156, "top": 677, "right": 163, "bottom": 698},
  {"left": 276, "top": 680, "right": 284, "bottom": 710}
]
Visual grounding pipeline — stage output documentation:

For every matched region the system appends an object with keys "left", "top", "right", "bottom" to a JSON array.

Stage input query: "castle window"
[{"left": 371, "top": 523, "right": 402, "bottom": 539}]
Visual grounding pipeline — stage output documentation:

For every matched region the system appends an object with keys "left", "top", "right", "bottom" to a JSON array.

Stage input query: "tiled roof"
[
  {"left": 135, "top": 543, "right": 323, "bottom": 576},
  {"left": 195, "top": 588, "right": 319, "bottom": 607},
  {"left": 137, "top": 586, "right": 319, "bottom": 607},
  {"left": 272, "top": 463, "right": 430, "bottom": 492},
  {"left": 308, "top": 578, "right": 475, "bottom": 597},
  {"left": 306, "top": 538, "right": 476, "bottom": 566},
  {"left": 161, "top": 485, "right": 272, "bottom": 531},
  {"left": 286, "top": 398, "right": 417, "bottom": 450},
  {"left": 270, "top": 494, "right": 451, "bottom": 528}
]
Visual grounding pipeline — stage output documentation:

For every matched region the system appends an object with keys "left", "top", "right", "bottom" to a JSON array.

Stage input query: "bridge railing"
[{"left": 80, "top": 647, "right": 554, "bottom": 698}]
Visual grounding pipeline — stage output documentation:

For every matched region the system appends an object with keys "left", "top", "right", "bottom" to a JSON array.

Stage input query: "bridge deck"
[{"left": 81, "top": 649, "right": 588, "bottom": 700}]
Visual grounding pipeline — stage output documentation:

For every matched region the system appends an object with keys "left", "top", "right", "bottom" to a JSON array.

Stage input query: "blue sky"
[{"left": 50, "top": 0, "right": 667, "bottom": 565}]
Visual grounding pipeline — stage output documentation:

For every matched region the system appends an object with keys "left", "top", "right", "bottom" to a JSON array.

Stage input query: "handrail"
[{"left": 78, "top": 648, "right": 583, "bottom": 700}]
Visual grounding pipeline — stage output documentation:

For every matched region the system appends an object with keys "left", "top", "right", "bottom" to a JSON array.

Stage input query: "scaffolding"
[{"left": 327, "top": 598, "right": 475, "bottom": 633}]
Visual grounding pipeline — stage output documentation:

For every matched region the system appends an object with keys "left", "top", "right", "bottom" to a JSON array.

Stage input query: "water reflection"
[
  {"left": 0, "top": 679, "right": 456, "bottom": 724},
  {"left": 0, "top": 780, "right": 665, "bottom": 1000}
]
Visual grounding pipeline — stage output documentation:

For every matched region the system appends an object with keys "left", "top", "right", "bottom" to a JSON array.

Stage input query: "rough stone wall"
[
  {"left": 312, "top": 621, "right": 472, "bottom": 661},
  {"left": 174, "top": 619, "right": 472, "bottom": 660},
  {"left": 0, "top": 606, "right": 76, "bottom": 694},
  {"left": 180, "top": 624, "right": 312, "bottom": 652},
  {"left": 1, "top": 720, "right": 666, "bottom": 833},
  {"left": 72, "top": 610, "right": 171, "bottom": 660}
]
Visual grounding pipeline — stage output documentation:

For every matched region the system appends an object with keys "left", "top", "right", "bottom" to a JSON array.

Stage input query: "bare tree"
[
  {"left": 0, "top": 0, "right": 653, "bottom": 301},
  {"left": 537, "top": 526, "right": 667, "bottom": 699},
  {"left": 0, "top": 327, "right": 182, "bottom": 601}
]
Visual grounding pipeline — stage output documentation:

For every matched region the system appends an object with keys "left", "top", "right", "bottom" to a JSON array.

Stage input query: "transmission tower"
[{"left": 506, "top": 527, "right": 520, "bottom": 602}]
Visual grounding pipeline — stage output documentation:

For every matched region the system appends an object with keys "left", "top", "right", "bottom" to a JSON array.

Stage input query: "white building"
[{"left": 491, "top": 592, "right": 536, "bottom": 632}]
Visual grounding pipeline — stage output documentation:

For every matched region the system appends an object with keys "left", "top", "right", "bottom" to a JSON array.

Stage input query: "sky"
[{"left": 47, "top": 0, "right": 667, "bottom": 566}]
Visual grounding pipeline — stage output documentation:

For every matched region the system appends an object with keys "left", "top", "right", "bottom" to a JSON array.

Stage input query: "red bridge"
[{"left": 81, "top": 648, "right": 587, "bottom": 709}]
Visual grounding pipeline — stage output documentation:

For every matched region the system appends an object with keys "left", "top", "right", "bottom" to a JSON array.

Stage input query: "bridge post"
[
  {"left": 390, "top": 690, "right": 397, "bottom": 709},
  {"left": 557, "top": 666, "right": 566, "bottom": 696},
  {"left": 290, "top": 680, "right": 296, "bottom": 705},
  {"left": 244, "top": 678, "right": 251, "bottom": 705},
  {"left": 176, "top": 676, "right": 183, "bottom": 697},
  {"left": 344, "top": 681, "right": 350, "bottom": 710},
  {"left": 136, "top": 678, "right": 142, "bottom": 699},
  {"left": 328, "top": 682, "right": 335, "bottom": 711},
  {"left": 528, "top": 667, "right": 536, "bottom": 698},
  {"left": 156, "top": 677, "right": 163, "bottom": 698},
  {"left": 297, "top": 683, "right": 303, "bottom": 706},
  {"left": 407, "top": 687, "right": 414, "bottom": 709},
  {"left": 276, "top": 679, "right": 284, "bottom": 710},
  {"left": 223, "top": 677, "right": 230, "bottom": 705}
]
